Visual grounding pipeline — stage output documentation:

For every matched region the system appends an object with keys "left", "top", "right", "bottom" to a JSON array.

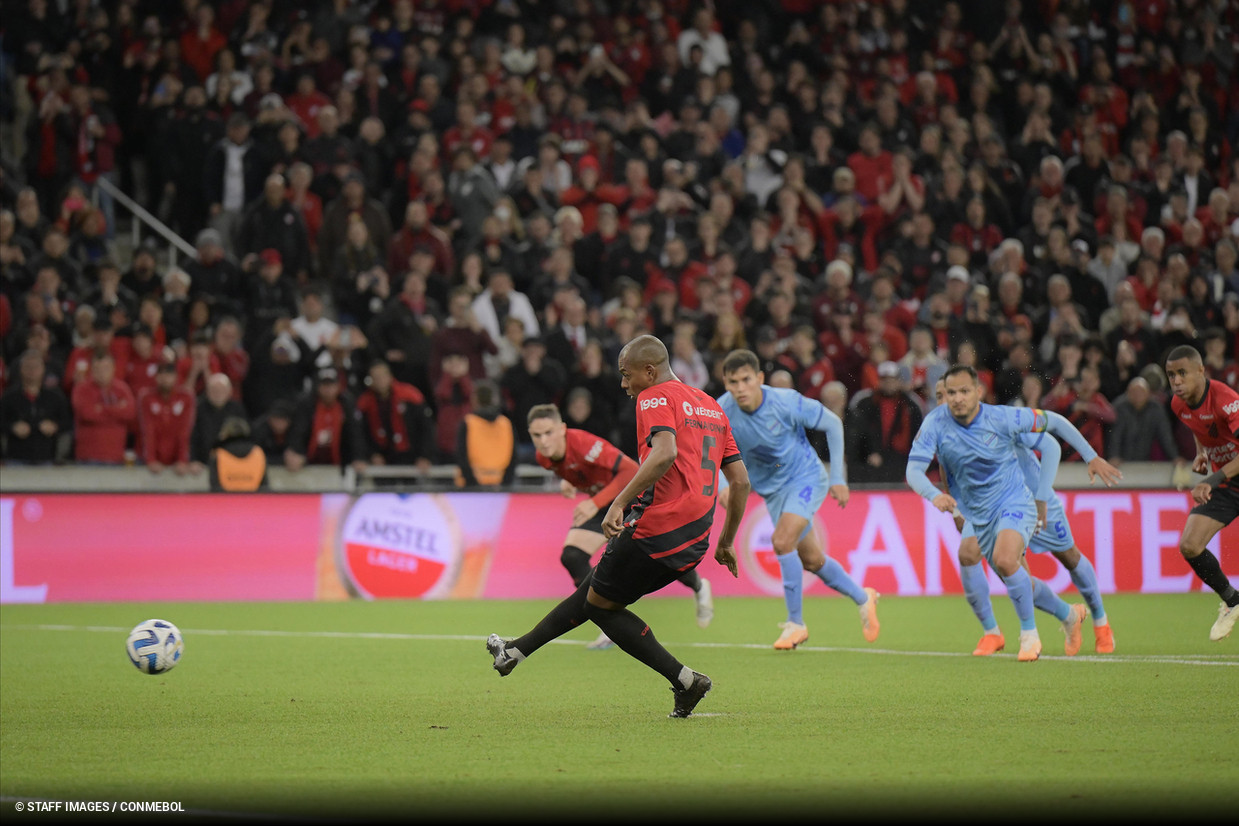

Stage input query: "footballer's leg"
[
  {"left": 564, "top": 529, "right": 615, "bottom": 649},
  {"left": 488, "top": 573, "right": 594, "bottom": 675},
  {"left": 959, "top": 531, "right": 1004, "bottom": 655},
  {"left": 798, "top": 524, "right": 878, "bottom": 642},
  {"left": 1179, "top": 510, "right": 1239, "bottom": 641},
  {"left": 584, "top": 533, "right": 711, "bottom": 717},
  {"left": 771, "top": 510, "right": 811, "bottom": 650},
  {"left": 674, "top": 567, "right": 714, "bottom": 629},
  {"left": 990, "top": 524, "right": 1040, "bottom": 662},
  {"left": 562, "top": 527, "right": 607, "bottom": 585},
  {"left": 1051, "top": 544, "right": 1113, "bottom": 653}
]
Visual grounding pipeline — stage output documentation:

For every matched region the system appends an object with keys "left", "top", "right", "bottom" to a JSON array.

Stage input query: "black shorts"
[
  {"left": 590, "top": 527, "right": 706, "bottom": 605},
  {"left": 1191, "top": 484, "right": 1239, "bottom": 526}
]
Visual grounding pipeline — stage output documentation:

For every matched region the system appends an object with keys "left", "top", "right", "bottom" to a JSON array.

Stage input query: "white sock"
[
  {"left": 1094, "top": 617, "right": 1109, "bottom": 628},
  {"left": 677, "top": 666, "right": 694, "bottom": 690}
]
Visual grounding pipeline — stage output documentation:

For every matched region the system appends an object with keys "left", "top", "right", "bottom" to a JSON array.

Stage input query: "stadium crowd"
[{"left": 1, "top": 0, "right": 1237, "bottom": 485}]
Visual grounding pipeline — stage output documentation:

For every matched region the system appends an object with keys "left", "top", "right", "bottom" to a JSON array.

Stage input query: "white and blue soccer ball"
[{"left": 126, "top": 619, "right": 184, "bottom": 674}]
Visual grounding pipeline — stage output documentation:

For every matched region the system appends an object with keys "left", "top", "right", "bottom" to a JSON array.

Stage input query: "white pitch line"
[{"left": 3, "top": 623, "right": 1237, "bottom": 667}]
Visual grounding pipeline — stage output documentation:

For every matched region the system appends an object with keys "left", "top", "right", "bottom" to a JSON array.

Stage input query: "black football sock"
[
  {"left": 509, "top": 574, "right": 591, "bottom": 657},
  {"left": 584, "top": 602, "right": 684, "bottom": 685},
  {"left": 1186, "top": 551, "right": 1239, "bottom": 606},
  {"left": 677, "top": 568, "right": 702, "bottom": 592},
  {"left": 560, "top": 545, "right": 593, "bottom": 587}
]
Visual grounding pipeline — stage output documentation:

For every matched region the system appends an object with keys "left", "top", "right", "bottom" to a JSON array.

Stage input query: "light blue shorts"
[
  {"left": 962, "top": 495, "right": 1074, "bottom": 555},
  {"left": 762, "top": 471, "right": 828, "bottom": 543},
  {"left": 965, "top": 500, "right": 1039, "bottom": 565}
]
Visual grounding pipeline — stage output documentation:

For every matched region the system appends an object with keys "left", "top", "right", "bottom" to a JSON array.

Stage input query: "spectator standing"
[
  {"left": 387, "top": 200, "right": 455, "bottom": 286},
  {"left": 317, "top": 172, "right": 392, "bottom": 281},
  {"left": 366, "top": 271, "right": 438, "bottom": 398},
  {"left": 1044, "top": 365, "right": 1117, "bottom": 461},
  {"left": 845, "top": 361, "right": 924, "bottom": 484},
  {"left": 471, "top": 269, "right": 539, "bottom": 344},
  {"left": 244, "top": 250, "right": 300, "bottom": 353},
  {"left": 251, "top": 398, "right": 296, "bottom": 466},
  {"left": 455, "top": 379, "right": 515, "bottom": 489},
  {"left": 1, "top": 350, "right": 71, "bottom": 464},
  {"left": 501, "top": 337, "right": 566, "bottom": 464},
  {"left": 136, "top": 361, "right": 195, "bottom": 475},
  {"left": 354, "top": 360, "right": 435, "bottom": 469},
  {"left": 184, "top": 229, "right": 245, "bottom": 320},
  {"left": 209, "top": 416, "right": 269, "bottom": 492},
  {"left": 71, "top": 352, "right": 135, "bottom": 464},
  {"left": 1108, "top": 377, "right": 1182, "bottom": 466},
  {"left": 202, "top": 113, "right": 266, "bottom": 254},
  {"left": 285, "top": 366, "right": 365, "bottom": 473},
  {"left": 189, "top": 373, "right": 246, "bottom": 471},
  {"left": 212, "top": 317, "right": 250, "bottom": 402},
  {"left": 429, "top": 287, "right": 496, "bottom": 386},
  {"left": 237, "top": 174, "right": 311, "bottom": 283},
  {"left": 122, "top": 324, "right": 163, "bottom": 402}
]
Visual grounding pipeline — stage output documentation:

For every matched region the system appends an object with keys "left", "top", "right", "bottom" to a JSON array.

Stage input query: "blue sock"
[
  {"left": 960, "top": 562, "right": 999, "bottom": 633},
  {"left": 777, "top": 551, "right": 804, "bottom": 625},
  {"left": 812, "top": 557, "right": 869, "bottom": 605},
  {"left": 1002, "top": 567, "right": 1038, "bottom": 632},
  {"left": 1031, "top": 576, "right": 1071, "bottom": 622},
  {"left": 1068, "top": 555, "right": 1106, "bottom": 623}
]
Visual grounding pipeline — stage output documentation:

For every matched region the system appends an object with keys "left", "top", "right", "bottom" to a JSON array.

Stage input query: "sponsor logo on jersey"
[
  {"left": 1224, "top": 400, "right": 1239, "bottom": 415},
  {"left": 690, "top": 405, "right": 724, "bottom": 419},
  {"left": 584, "top": 440, "right": 604, "bottom": 462},
  {"left": 640, "top": 396, "right": 668, "bottom": 411}
]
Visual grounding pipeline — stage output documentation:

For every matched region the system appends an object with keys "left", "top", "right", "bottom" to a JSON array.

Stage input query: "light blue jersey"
[
  {"left": 719, "top": 385, "right": 870, "bottom": 619},
  {"left": 718, "top": 386, "right": 845, "bottom": 498},
  {"left": 908, "top": 403, "right": 1049, "bottom": 526}
]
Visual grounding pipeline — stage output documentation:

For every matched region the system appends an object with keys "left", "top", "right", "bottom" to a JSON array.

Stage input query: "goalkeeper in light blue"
[
  {"left": 906, "top": 365, "right": 1122, "bottom": 661},
  {"left": 931, "top": 379, "right": 1115, "bottom": 658},
  {"left": 717, "top": 349, "right": 880, "bottom": 650}
]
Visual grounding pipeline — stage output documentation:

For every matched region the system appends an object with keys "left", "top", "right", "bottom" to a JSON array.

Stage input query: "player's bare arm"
[
  {"left": 601, "top": 430, "right": 677, "bottom": 538},
  {"left": 571, "top": 497, "right": 599, "bottom": 527},
  {"left": 1193, "top": 454, "right": 1239, "bottom": 505},
  {"left": 1192, "top": 435, "right": 1208, "bottom": 474},
  {"left": 1086, "top": 456, "right": 1123, "bottom": 487},
  {"left": 715, "top": 458, "right": 751, "bottom": 578}
]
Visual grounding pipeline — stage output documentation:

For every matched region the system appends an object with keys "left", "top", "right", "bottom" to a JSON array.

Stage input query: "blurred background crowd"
[{"left": 0, "top": 0, "right": 1237, "bottom": 485}]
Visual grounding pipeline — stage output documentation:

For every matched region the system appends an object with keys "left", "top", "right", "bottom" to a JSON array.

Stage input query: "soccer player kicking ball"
[
  {"left": 487, "top": 336, "right": 751, "bottom": 718},
  {"left": 716, "top": 349, "right": 879, "bottom": 650},
  {"left": 932, "top": 379, "right": 1115, "bottom": 656},
  {"left": 906, "top": 366, "right": 1122, "bottom": 661},
  {"left": 1164, "top": 345, "right": 1239, "bottom": 641},
  {"left": 527, "top": 403, "right": 715, "bottom": 651}
]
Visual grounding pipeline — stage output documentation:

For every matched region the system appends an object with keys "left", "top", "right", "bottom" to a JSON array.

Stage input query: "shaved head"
[
  {"left": 620, "top": 334, "right": 668, "bottom": 368},
  {"left": 618, "top": 334, "right": 673, "bottom": 398}
]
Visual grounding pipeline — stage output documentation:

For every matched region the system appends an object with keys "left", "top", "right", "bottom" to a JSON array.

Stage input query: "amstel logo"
[{"left": 336, "top": 493, "right": 461, "bottom": 599}]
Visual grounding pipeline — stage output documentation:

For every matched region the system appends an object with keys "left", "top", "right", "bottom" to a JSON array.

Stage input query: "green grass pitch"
[{"left": 2, "top": 593, "right": 1236, "bottom": 821}]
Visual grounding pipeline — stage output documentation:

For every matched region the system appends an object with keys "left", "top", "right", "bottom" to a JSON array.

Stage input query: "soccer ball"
[{"left": 125, "top": 619, "right": 184, "bottom": 674}]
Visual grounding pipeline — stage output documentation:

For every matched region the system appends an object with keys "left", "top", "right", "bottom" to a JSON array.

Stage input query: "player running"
[
  {"left": 906, "top": 365, "right": 1122, "bottom": 661},
  {"left": 716, "top": 349, "right": 879, "bottom": 650},
  {"left": 487, "top": 335, "right": 751, "bottom": 718},
  {"left": 527, "top": 403, "right": 715, "bottom": 650},
  {"left": 931, "top": 379, "right": 1113, "bottom": 656},
  {"left": 1164, "top": 345, "right": 1239, "bottom": 641}
]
